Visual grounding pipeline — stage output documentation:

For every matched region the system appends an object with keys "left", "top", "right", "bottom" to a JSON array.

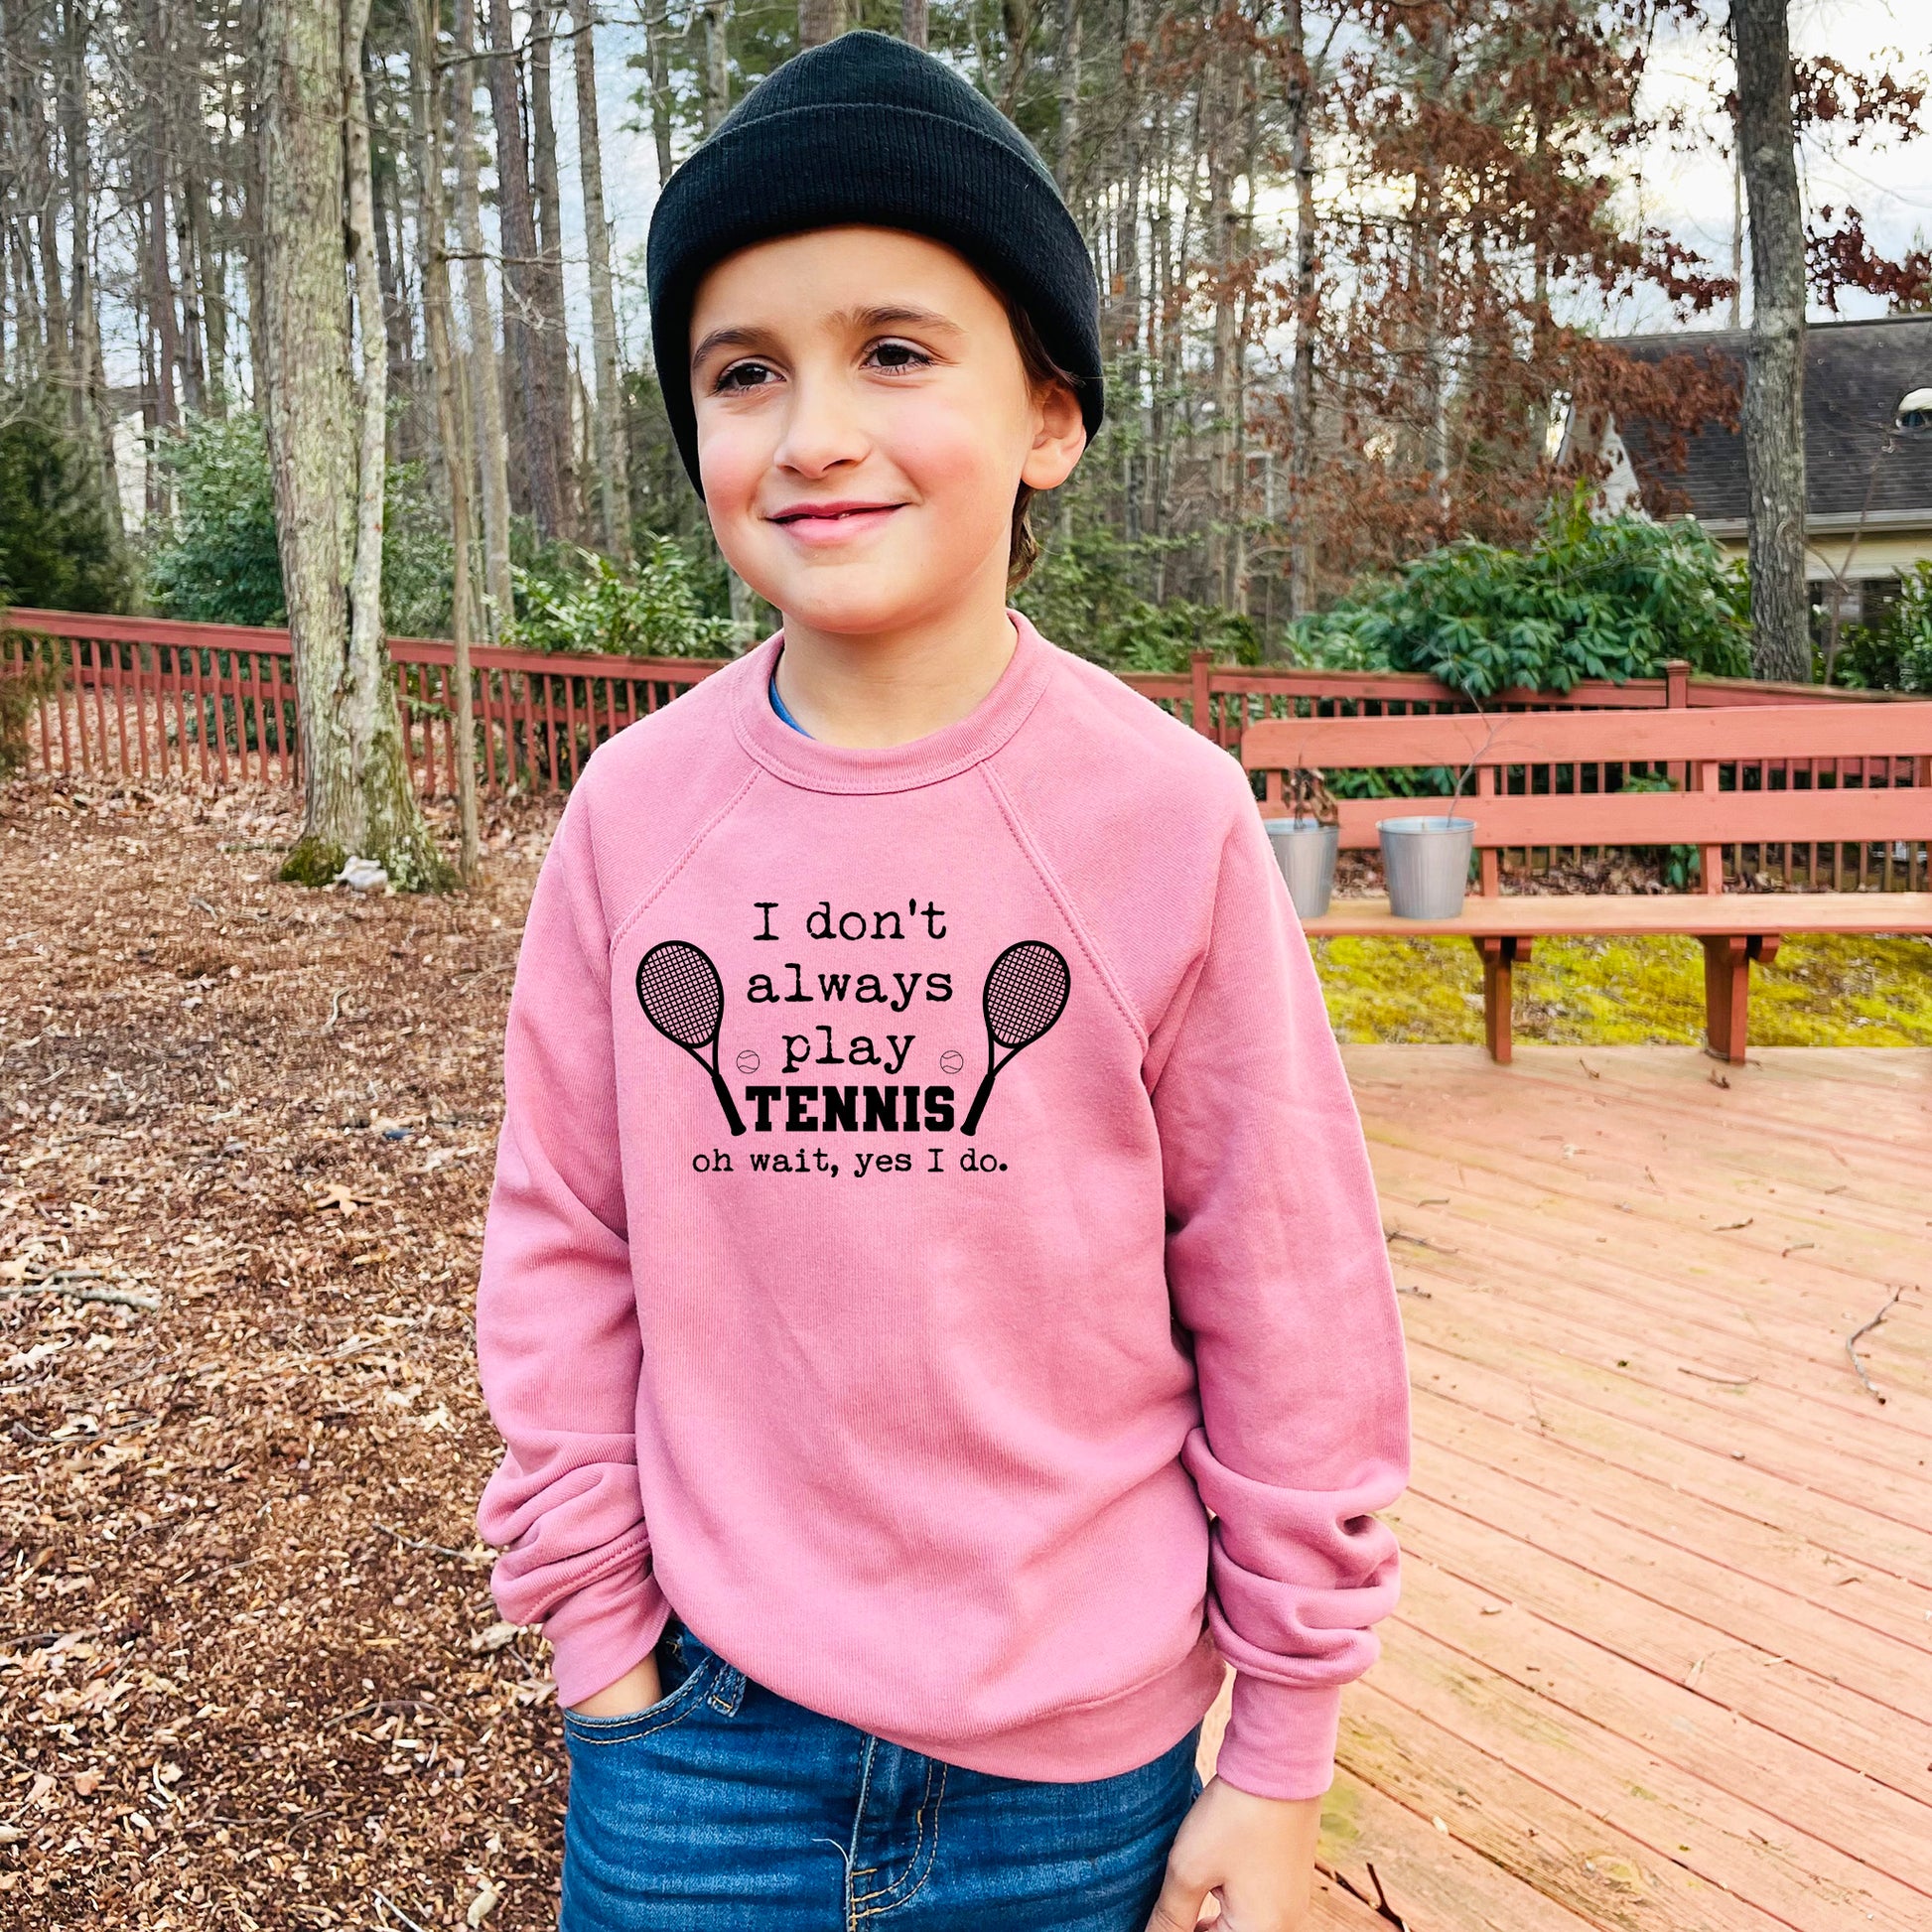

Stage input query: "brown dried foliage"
[{"left": 0, "top": 774, "right": 570, "bottom": 1929}]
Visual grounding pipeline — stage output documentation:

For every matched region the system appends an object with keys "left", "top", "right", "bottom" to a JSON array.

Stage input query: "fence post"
[
  {"left": 1664, "top": 658, "right": 1691, "bottom": 793},
  {"left": 1190, "top": 650, "right": 1215, "bottom": 740}
]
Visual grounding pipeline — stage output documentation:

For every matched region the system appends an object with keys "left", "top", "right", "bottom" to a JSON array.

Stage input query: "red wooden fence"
[
  {"left": 4, "top": 608, "right": 1920, "bottom": 896},
  {"left": 8, "top": 607, "right": 1896, "bottom": 791},
  {"left": 0, "top": 608, "right": 719, "bottom": 797}
]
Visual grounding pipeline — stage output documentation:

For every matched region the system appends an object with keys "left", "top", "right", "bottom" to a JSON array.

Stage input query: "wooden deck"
[{"left": 1197, "top": 1046, "right": 1932, "bottom": 1931}]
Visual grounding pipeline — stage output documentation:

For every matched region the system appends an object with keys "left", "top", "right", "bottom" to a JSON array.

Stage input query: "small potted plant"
[
  {"left": 1377, "top": 710, "right": 1499, "bottom": 919},
  {"left": 1264, "top": 766, "right": 1341, "bottom": 919}
]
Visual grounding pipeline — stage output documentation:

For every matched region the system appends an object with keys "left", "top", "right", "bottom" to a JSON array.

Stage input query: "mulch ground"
[{"left": 2, "top": 774, "right": 571, "bottom": 1931}]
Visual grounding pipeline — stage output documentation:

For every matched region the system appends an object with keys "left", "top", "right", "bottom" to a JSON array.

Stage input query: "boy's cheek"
[
  {"left": 694, "top": 420, "right": 770, "bottom": 521},
  {"left": 881, "top": 399, "right": 1013, "bottom": 503}
]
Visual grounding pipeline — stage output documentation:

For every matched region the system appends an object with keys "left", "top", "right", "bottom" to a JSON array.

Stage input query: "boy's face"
[{"left": 689, "top": 226, "right": 1086, "bottom": 636}]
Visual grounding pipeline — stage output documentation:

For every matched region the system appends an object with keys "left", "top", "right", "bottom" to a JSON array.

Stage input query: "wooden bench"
[{"left": 1242, "top": 702, "right": 1932, "bottom": 1062}]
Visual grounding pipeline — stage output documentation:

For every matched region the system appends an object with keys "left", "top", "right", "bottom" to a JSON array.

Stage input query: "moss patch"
[
  {"left": 277, "top": 832, "right": 346, "bottom": 889},
  {"left": 1312, "top": 932, "right": 1932, "bottom": 1047}
]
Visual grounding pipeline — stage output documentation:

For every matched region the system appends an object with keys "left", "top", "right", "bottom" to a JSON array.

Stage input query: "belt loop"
[{"left": 706, "top": 1658, "right": 748, "bottom": 1716}]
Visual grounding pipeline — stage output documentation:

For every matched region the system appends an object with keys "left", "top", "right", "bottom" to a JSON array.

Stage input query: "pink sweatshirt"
[{"left": 474, "top": 611, "right": 1410, "bottom": 1802}]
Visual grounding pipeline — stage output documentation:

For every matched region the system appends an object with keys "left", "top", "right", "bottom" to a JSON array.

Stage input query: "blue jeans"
[{"left": 560, "top": 1612, "right": 1206, "bottom": 1930}]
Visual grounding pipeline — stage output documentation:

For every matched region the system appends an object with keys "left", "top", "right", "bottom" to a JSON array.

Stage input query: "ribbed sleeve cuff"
[
  {"left": 1211, "top": 1676, "right": 1344, "bottom": 1801},
  {"left": 541, "top": 1566, "right": 672, "bottom": 1711}
]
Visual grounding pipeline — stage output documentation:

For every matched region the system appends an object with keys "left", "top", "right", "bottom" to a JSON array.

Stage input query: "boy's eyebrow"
[
  {"left": 836, "top": 304, "right": 966, "bottom": 338},
  {"left": 690, "top": 305, "right": 966, "bottom": 371},
  {"left": 690, "top": 324, "right": 780, "bottom": 370}
]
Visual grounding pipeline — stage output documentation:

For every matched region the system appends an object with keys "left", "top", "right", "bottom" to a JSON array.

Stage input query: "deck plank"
[
  {"left": 1404, "top": 1323, "right": 1932, "bottom": 1538},
  {"left": 1389, "top": 1488, "right": 1932, "bottom": 1801},
  {"left": 1382, "top": 1203, "right": 1932, "bottom": 1443},
  {"left": 1384, "top": 1227, "right": 1932, "bottom": 1471},
  {"left": 1407, "top": 1433, "right": 1932, "bottom": 1724},
  {"left": 1392, "top": 1528, "right": 1932, "bottom": 1858},
  {"left": 1325, "top": 1046, "right": 1932, "bottom": 1932}
]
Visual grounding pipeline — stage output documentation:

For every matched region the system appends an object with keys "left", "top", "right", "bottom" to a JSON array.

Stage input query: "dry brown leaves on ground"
[{"left": 1, "top": 774, "right": 572, "bottom": 1930}]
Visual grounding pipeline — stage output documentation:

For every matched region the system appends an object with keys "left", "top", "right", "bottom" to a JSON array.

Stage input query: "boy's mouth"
[{"left": 765, "top": 499, "right": 906, "bottom": 543}]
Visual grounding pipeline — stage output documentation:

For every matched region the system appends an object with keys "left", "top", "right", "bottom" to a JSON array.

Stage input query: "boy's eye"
[
  {"left": 715, "top": 359, "right": 776, "bottom": 393},
  {"left": 867, "top": 339, "right": 932, "bottom": 373}
]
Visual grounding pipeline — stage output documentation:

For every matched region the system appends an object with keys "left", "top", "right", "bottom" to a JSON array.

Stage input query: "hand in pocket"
[{"left": 568, "top": 1653, "right": 665, "bottom": 1721}]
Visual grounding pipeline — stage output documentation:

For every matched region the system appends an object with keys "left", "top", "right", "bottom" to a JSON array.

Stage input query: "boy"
[{"left": 475, "top": 31, "right": 1410, "bottom": 1932}]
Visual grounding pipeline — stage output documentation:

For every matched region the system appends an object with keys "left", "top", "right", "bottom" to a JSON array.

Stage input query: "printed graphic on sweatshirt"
[
  {"left": 635, "top": 940, "right": 749, "bottom": 1136},
  {"left": 633, "top": 900, "right": 1071, "bottom": 1174},
  {"left": 961, "top": 939, "right": 1070, "bottom": 1135}
]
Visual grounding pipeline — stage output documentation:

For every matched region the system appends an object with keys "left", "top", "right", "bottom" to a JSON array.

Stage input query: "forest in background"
[{"left": 0, "top": 0, "right": 1929, "bottom": 679}]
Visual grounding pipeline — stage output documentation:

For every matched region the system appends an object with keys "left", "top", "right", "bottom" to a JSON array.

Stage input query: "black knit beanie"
[{"left": 645, "top": 30, "right": 1103, "bottom": 496}]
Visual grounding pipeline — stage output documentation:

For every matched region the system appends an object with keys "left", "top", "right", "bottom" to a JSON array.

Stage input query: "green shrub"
[
  {"left": 0, "top": 386, "right": 128, "bottom": 613},
  {"left": 145, "top": 414, "right": 284, "bottom": 625},
  {"left": 147, "top": 413, "right": 454, "bottom": 636},
  {"left": 379, "top": 461, "right": 456, "bottom": 639},
  {"left": 1287, "top": 486, "right": 1752, "bottom": 699},
  {"left": 503, "top": 538, "right": 743, "bottom": 657},
  {"left": 1018, "top": 512, "right": 1257, "bottom": 673},
  {"left": 1837, "top": 562, "right": 1932, "bottom": 692}
]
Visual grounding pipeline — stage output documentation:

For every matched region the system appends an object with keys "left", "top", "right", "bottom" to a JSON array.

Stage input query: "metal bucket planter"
[
  {"left": 1264, "top": 817, "right": 1340, "bottom": 919},
  {"left": 1378, "top": 814, "right": 1475, "bottom": 919}
]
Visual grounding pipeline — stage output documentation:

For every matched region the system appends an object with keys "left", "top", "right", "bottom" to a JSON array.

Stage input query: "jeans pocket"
[{"left": 561, "top": 1623, "right": 715, "bottom": 1746}]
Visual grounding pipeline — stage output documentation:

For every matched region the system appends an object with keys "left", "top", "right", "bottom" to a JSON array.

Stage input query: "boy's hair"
[{"left": 1003, "top": 291, "right": 1080, "bottom": 589}]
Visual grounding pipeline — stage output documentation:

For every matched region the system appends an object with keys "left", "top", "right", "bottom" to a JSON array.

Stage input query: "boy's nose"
[{"left": 772, "top": 376, "right": 871, "bottom": 478}]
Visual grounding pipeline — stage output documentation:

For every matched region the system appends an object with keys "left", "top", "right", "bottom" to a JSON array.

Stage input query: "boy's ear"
[{"left": 1021, "top": 381, "right": 1088, "bottom": 493}]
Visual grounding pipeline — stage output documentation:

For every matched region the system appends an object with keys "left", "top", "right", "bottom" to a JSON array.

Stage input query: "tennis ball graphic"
[
  {"left": 939, "top": 1048, "right": 964, "bottom": 1075},
  {"left": 735, "top": 1048, "right": 760, "bottom": 1075}
]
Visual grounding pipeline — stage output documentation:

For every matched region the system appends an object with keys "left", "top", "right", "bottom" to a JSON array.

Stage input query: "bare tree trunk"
[
  {"left": 364, "top": 44, "right": 419, "bottom": 464},
  {"left": 454, "top": 0, "right": 515, "bottom": 634},
  {"left": 2, "top": 0, "right": 65, "bottom": 392},
  {"left": 412, "top": 0, "right": 481, "bottom": 882},
  {"left": 483, "top": 0, "right": 565, "bottom": 538},
  {"left": 1147, "top": 160, "right": 1173, "bottom": 585},
  {"left": 1732, "top": 0, "right": 1809, "bottom": 681},
  {"left": 1227, "top": 93, "right": 1259, "bottom": 617},
  {"left": 1415, "top": 14, "right": 1449, "bottom": 528},
  {"left": 344, "top": 0, "right": 387, "bottom": 721},
  {"left": 1728, "top": 105, "right": 1744, "bottom": 331},
  {"left": 701, "top": 0, "right": 730, "bottom": 134},
  {"left": 643, "top": 0, "right": 675, "bottom": 181},
  {"left": 187, "top": 112, "right": 225, "bottom": 409},
  {"left": 901, "top": 0, "right": 927, "bottom": 50},
  {"left": 170, "top": 0, "right": 208, "bottom": 414},
  {"left": 61, "top": 0, "right": 121, "bottom": 537},
  {"left": 1203, "top": 33, "right": 1237, "bottom": 602},
  {"left": 239, "top": 0, "right": 271, "bottom": 410},
  {"left": 140, "top": 0, "right": 181, "bottom": 430},
  {"left": 1054, "top": 0, "right": 1082, "bottom": 197},
  {"left": 799, "top": 0, "right": 846, "bottom": 50},
  {"left": 1283, "top": 0, "right": 1316, "bottom": 627},
  {"left": 529, "top": 4, "right": 577, "bottom": 538},
  {"left": 259, "top": 0, "right": 444, "bottom": 890},
  {"left": 567, "top": 0, "right": 630, "bottom": 561},
  {"left": 1112, "top": 0, "right": 1145, "bottom": 546}
]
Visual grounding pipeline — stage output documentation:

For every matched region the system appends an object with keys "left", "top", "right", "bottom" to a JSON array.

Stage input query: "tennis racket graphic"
[
  {"left": 635, "top": 940, "right": 746, "bottom": 1137},
  {"left": 961, "top": 940, "right": 1070, "bottom": 1137}
]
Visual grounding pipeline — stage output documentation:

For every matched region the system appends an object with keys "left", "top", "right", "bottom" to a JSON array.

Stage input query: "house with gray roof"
[{"left": 1571, "top": 314, "right": 1932, "bottom": 629}]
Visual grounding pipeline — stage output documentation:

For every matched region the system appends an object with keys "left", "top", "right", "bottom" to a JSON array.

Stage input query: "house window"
[{"left": 1807, "top": 580, "right": 1864, "bottom": 626}]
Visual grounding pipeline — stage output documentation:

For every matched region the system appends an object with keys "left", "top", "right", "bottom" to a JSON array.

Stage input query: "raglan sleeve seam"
[
  {"left": 1142, "top": 771, "right": 1249, "bottom": 1095},
  {"left": 978, "top": 761, "right": 1151, "bottom": 1051},
  {"left": 605, "top": 761, "right": 764, "bottom": 961}
]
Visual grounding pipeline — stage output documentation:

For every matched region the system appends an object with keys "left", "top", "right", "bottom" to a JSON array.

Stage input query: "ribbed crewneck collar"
[{"left": 729, "top": 609, "right": 1056, "bottom": 794}]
